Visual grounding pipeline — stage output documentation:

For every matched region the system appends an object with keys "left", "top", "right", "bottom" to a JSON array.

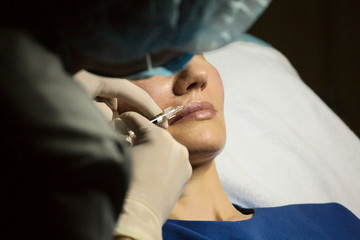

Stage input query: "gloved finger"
[
  {"left": 74, "top": 70, "right": 168, "bottom": 128},
  {"left": 111, "top": 118, "right": 135, "bottom": 146},
  {"left": 100, "top": 79, "right": 168, "bottom": 129},
  {"left": 112, "top": 118, "right": 128, "bottom": 135},
  {"left": 96, "top": 97, "right": 118, "bottom": 111},
  {"left": 118, "top": 111, "right": 156, "bottom": 141},
  {"left": 73, "top": 70, "right": 103, "bottom": 97},
  {"left": 93, "top": 101, "right": 114, "bottom": 122}
]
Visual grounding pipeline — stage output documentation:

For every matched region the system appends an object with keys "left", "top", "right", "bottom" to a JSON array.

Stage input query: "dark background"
[{"left": 247, "top": 0, "right": 360, "bottom": 137}]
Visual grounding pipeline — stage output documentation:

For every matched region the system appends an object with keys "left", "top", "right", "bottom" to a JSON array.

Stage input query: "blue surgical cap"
[{"left": 67, "top": 0, "right": 271, "bottom": 69}]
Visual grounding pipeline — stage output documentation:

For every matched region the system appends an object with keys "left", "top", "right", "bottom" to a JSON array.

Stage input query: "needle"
[{"left": 150, "top": 105, "right": 184, "bottom": 124}]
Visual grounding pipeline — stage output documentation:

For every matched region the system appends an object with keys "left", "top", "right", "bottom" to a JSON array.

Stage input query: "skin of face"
[{"left": 118, "top": 55, "right": 226, "bottom": 167}]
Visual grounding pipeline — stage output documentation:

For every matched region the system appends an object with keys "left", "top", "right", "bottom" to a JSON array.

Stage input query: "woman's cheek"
[
  {"left": 134, "top": 80, "right": 173, "bottom": 109},
  {"left": 209, "top": 69, "right": 224, "bottom": 100},
  {"left": 117, "top": 101, "right": 136, "bottom": 114}
]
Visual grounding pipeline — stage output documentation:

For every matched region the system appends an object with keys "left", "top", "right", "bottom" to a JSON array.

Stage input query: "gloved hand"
[
  {"left": 73, "top": 70, "right": 168, "bottom": 128},
  {"left": 113, "top": 112, "right": 192, "bottom": 240},
  {"left": 74, "top": 70, "right": 191, "bottom": 239}
]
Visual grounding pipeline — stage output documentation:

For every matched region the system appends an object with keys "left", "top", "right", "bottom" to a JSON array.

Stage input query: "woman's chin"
[
  {"left": 169, "top": 121, "right": 225, "bottom": 144},
  {"left": 174, "top": 131, "right": 225, "bottom": 152},
  {"left": 188, "top": 147, "right": 224, "bottom": 167},
  {"left": 167, "top": 118, "right": 226, "bottom": 166}
]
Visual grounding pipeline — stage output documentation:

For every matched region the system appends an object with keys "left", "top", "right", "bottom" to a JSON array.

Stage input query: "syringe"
[
  {"left": 112, "top": 105, "right": 183, "bottom": 146},
  {"left": 150, "top": 105, "right": 184, "bottom": 124}
]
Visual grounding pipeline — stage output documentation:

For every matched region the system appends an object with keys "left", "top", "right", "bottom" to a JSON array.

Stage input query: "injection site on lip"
[
  {"left": 150, "top": 105, "right": 184, "bottom": 124},
  {"left": 168, "top": 102, "right": 216, "bottom": 125}
]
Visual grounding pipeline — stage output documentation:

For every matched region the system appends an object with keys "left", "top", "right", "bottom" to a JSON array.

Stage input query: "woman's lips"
[{"left": 169, "top": 101, "right": 216, "bottom": 125}]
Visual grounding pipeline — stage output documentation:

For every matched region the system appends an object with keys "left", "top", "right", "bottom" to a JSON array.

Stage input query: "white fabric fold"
[{"left": 204, "top": 41, "right": 360, "bottom": 218}]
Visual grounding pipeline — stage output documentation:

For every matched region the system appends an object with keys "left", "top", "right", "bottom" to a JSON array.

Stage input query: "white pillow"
[{"left": 205, "top": 41, "right": 360, "bottom": 218}]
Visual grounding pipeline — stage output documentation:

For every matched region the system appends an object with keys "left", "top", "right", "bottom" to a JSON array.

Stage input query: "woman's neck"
[{"left": 169, "top": 160, "right": 252, "bottom": 221}]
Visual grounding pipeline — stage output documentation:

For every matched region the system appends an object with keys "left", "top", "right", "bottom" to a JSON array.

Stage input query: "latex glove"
[
  {"left": 113, "top": 112, "right": 192, "bottom": 240},
  {"left": 73, "top": 70, "right": 168, "bottom": 128}
]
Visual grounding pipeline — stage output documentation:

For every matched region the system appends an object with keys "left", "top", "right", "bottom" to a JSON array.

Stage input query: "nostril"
[
  {"left": 186, "top": 82, "right": 198, "bottom": 91},
  {"left": 200, "top": 81, "right": 207, "bottom": 90}
]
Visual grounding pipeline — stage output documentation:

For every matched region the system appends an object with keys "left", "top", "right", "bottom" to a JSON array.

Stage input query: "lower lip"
[{"left": 173, "top": 109, "right": 216, "bottom": 124}]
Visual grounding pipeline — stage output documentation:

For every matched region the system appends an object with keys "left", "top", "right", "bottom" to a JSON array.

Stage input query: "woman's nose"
[{"left": 172, "top": 61, "right": 208, "bottom": 96}]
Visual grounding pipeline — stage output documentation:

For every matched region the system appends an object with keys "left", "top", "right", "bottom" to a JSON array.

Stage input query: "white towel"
[{"left": 204, "top": 41, "right": 360, "bottom": 217}]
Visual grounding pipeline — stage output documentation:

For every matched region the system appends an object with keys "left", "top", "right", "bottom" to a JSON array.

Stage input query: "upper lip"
[{"left": 169, "top": 101, "right": 215, "bottom": 125}]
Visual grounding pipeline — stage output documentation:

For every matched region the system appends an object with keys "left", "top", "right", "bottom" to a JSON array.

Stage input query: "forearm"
[{"left": 0, "top": 30, "right": 131, "bottom": 239}]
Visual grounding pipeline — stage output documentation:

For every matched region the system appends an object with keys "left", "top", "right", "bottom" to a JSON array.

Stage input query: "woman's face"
[{"left": 119, "top": 55, "right": 226, "bottom": 166}]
